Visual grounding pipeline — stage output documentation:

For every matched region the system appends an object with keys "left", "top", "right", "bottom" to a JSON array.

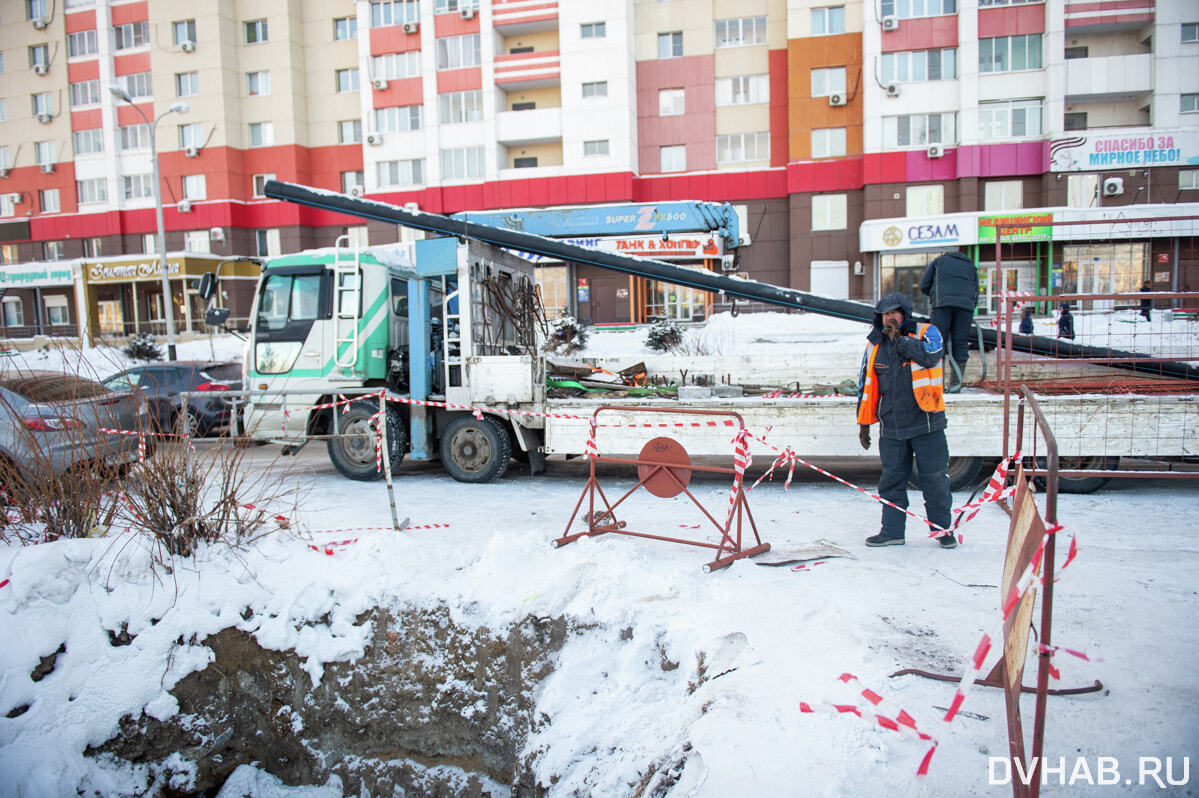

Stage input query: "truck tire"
[
  {"left": 910, "top": 456, "right": 985, "bottom": 492},
  {"left": 440, "top": 415, "right": 511, "bottom": 483},
  {"left": 327, "top": 402, "right": 407, "bottom": 481},
  {"left": 1033, "top": 456, "right": 1117, "bottom": 494}
]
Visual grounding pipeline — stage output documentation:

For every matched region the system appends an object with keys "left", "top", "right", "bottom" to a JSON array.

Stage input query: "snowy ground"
[{"left": 1, "top": 313, "right": 1197, "bottom": 797}]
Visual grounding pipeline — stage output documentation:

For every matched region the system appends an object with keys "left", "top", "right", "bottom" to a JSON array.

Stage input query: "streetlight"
[{"left": 110, "top": 84, "right": 189, "bottom": 359}]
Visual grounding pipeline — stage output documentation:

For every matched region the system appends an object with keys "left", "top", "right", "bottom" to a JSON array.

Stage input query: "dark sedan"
[{"left": 103, "top": 361, "right": 243, "bottom": 437}]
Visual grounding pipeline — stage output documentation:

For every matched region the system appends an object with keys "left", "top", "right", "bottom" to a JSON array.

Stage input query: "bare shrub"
[{"left": 543, "top": 317, "right": 589, "bottom": 355}]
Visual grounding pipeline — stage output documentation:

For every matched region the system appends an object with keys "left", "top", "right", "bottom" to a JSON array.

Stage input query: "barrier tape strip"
[
  {"left": 0, "top": 578, "right": 9, "bottom": 589},
  {"left": 726, "top": 428, "right": 752, "bottom": 525},
  {"left": 947, "top": 452, "right": 1020, "bottom": 540},
  {"left": 306, "top": 523, "right": 451, "bottom": 555},
  {"left": 789, "top": 560, "right": 827, "bottom": 573}
]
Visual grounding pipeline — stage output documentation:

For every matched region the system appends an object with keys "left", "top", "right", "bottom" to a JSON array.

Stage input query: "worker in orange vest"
[{"left": 856, "top": 293, "right": 956, "bottom": 549}]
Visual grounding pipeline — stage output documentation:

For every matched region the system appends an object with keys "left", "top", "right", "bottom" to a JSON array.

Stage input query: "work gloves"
[
  {"left": 858, "top": 424, "right": 871, "bottom": 450},
  {"left": 882, "top": 324, "right": 901, "bottom": 342}
]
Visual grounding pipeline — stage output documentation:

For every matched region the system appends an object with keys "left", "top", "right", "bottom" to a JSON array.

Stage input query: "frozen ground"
[{"left": 1, "top": 312, "right": 1197, "bottom": 797}]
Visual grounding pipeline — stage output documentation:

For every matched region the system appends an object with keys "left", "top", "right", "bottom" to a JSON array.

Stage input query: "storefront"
[{"left": 0, "top": 261, "right": 82, "bottom": 343}]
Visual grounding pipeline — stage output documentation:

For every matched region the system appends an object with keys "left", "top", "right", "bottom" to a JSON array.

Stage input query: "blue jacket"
[
  {"left": 858, "top": 293, "right": 947, "bottom": 440},
  {"left": 920, "top": 251, "right": 978, "bottom": 311}
]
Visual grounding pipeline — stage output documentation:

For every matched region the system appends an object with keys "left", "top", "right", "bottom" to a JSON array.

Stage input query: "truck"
[{"left": 239, "top": 181, "right": 1198, "bottom": 492}]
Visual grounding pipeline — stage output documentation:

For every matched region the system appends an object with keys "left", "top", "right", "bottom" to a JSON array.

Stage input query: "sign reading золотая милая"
[{"left": 1050, "top": 127, "right": 1199, "bottom": 172}]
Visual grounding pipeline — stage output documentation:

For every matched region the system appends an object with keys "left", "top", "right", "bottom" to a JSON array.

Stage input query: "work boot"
[
  {"left": 938, "top": 534, "right": 958, "bottom": 549},
  {"left": 865, "top": 533, "right": 905, "bottom": 547}
]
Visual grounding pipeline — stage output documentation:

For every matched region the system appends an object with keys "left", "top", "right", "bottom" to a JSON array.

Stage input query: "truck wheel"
[
  {"left": 910, "top": 456, "right": 984, "bottom": 491},
  {"left": 1033, "top": 456, "right": 1117, "bottom": 494},
  {"left": 327, "top": 402, "right": 407, "bottom": 481},
  {"left": 440, "top": 415, "right": 511, "bottom": 483}
]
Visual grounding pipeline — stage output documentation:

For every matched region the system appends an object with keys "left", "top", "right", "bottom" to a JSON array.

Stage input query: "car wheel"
[
  {"left": 1033, "top": 456, "right": 1117, "bottom": 494},
  {"left": 326, "top": 402, "right": 407, "bottom": 481},
  {"left": 439, "top": 415, "right": 511, "bottom": 483}
]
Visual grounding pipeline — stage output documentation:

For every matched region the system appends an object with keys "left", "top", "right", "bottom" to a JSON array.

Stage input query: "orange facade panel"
[
  {"left": 437, "top": 67, "right": 483, "bottom": 93},
  {"left": 64, "top": 9, "right": 96, "bottom": 33},
  {"left": 71, "top": 108, "right": 102, "bottom": 131},
  {"left": 371, "top": 25, "right": 422, "bottom": 55},
  {"left": 117, "top": 103, "right": 153, "bottom": 126},
  {"left": 110, "top": 0, "right": 148, "bottom": 26},
  {"left": 879, "top": 15, "right": 959, "bottom": 53},
  {"left": 67, "top": 60, "right": 100, "bottom": 82},
  {"left": 372, "top": 77, "right": 424, "bottom": 108},
  {"left": 113, "top": 52, "right": 151, "bottom": 76},
  {"left": 788, "top": 33, "right": 863, "bottom": 161}
]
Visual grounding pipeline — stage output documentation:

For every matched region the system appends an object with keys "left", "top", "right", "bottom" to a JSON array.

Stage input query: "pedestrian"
[
  {"left": 1019, "top": 305, "right": 1034, "bottom": 335},
  {"left": 856, "top": 292, "right": 956, "bottom": 549},
  {"left": 920, "top": 250, "right": 979, "bottom": 383},
  {"left": 1139, "top": 280, "right": 1152, "bottom": 321},
  {"left": 1058, "top": 303, "right": 1075, "bottom": 340}
]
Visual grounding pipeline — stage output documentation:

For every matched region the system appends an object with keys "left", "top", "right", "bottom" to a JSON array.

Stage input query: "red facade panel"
[
  {"left": 880, "top": 15, "right": 959, "bottom": 53},
  {"left": 71, "top": 108, "right": 102, "bottom": 131},
  {"left": 978, "top": 5, "right": 1046, "bottom": 37},
  {"left": 110, "top": 1, "right": 149, "bottom": 26},
  {"left": 371, "top": 25, "right": 422, "bottom": 55},
  {"left": 113, "top": 52, "right": 151, "bottom": 76},
  {"left": 67, "top": 60, "right": 100, "bottom": 82},
  {"left": 636, "top": 55, "right": 716, "bottom": 173},
  {"left": 436, "top": 68, "right": 483, "bottom": 93},
  {"left": 372, "top": 77, "right": 424, "bottom": 108},
  {"left": 64, "top": 9, "right": 96, "bottom": 33},
  {"left": 116, "top": 104, "right": 153, "bottom": 126}
]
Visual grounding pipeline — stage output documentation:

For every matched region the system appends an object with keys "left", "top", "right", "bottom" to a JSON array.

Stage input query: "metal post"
[{"left": 379, "top": 391, "right": 402, "bottom": 531}]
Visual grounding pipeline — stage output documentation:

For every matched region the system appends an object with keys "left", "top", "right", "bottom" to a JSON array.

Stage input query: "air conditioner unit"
[
  {"left": 5, "top": 193, "right": 19, "bottom": 203},
  {"left": 180, "top": 40, "right": 196, "bottom": 53},
  {"left": 402, "top": 21, "right": 419, "bottom": 34},
  {"left": 349, "top": 185, "right": 364, "bottom": 198},
  {"left": 881, "top": 15, "right": 899, "bottom": 31},
  {"left": 828, "top": 92, "right": 847, "bottom": 107},
  {"left": 853, "top": 260, "right": 864, "bottom": 275},
  {"left": 184, "top": 146, "right": 199, "bottom": 157},
  {"left": 884, "top": 82, "right": 900, "bottom": 97},
  {"left": 209, "top": 226, "right": 225, "bottom": 242},
  {"left": 32, "top": 17, "right": 48, "bottom": 30},
  {"left": 177, "top": 199, "right": 192, "bottom": 213},
  {"left": 460, "top": 8, "right": 476, "bottom": 19},
  {"left": 41, "top": 163, "right": 55, "bottom": 174},
  {"left": 1102, "top": 176, "right": 1124, "bottom": 197},
  {"left": 33, "top": 63, "right": 49, "bottom": 76},
  {"left": 36, "top": 112, "right": 52, "bottom": 124},
  {"left": 366, "top": 132, "right": 383, "bottom": 146},
  {"left": 927, "top": 144, "right": 944, "bottom": 159},
  {"left": 372, "top": 78, "right": 388, "bottom": 90}
]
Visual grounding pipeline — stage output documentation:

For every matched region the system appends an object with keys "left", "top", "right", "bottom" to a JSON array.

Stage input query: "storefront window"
[
  {"left": 535, "top": 265, "right": 569, "bottom": 320},
  {"left": 879, "top": 252, "right": 939, "bottom": 316},
  {"left": 1061, "top": 242, "right": 1148, "bottom": 309},
  {"left": 645, "top": 282, "right": 705, "bottom": 321}
]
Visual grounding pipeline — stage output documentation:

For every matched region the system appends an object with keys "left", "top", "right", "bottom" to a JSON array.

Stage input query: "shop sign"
[
  {"left": 0, "top": 265, "right": 75, "bottom": 287},
  {"left": 511, "top": 234, "right": 723, "bottom": 263},
  {"left": 978, "top": 213, "right": 1054, "bottom": 243},
  {"left": 88, "top": 261, "right": 182, "bottom": 283},
  {"left": 1049, "top": 127, "right": 1199, "bottom": 172},
  {"left": 576, "top": 278, "right": 589, "bottom": 302},
  {"left": 861, "top": 212, "right": 978, "bottom": 251}
]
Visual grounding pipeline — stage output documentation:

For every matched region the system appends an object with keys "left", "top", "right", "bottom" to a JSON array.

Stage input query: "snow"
[{"left": 2, "top": 312, "right": 1198, "bottom": 796}]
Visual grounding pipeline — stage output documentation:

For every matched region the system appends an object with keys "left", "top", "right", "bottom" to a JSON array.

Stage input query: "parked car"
[
  {"left": 103, "top": 361, "right": 243, "bottom": 437},
  {"left": 0, "top": 370, "right": 147, "bottom": 486}
]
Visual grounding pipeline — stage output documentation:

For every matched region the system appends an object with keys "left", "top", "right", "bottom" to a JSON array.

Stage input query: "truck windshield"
[{"left": 259, "top": 273, "right": 321, "bottom": 330}]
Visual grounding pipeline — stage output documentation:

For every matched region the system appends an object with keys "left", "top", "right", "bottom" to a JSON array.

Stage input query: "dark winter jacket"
[
  {"left": 1019, "top": 307, "right": 1034, "bottom": 335},
  {"left": 920, "top": 251, "right": 979, "bottom": 311},
  {"left": 857, "top": 293, "right": 947, "bottom": 440},
  {"left": 1058, "top": 306, "right": 1075, "bottom": 340}
]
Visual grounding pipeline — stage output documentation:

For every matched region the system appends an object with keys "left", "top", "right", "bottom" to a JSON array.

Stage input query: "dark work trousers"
[
  {"left": 877, "top": 431, "right": 952, "bottom": 540},
  {"left": 931, "top": 306, "right": 974, "bottom": 366}
]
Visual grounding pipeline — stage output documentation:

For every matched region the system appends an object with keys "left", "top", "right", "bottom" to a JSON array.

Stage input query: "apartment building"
[{"left": 0, "top": 0, "right": 1195, "bottom": 338}]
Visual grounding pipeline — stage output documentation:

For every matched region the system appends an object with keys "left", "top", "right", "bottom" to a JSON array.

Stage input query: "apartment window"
[
  {"left": 253, "top": 173, "right": 276, "bottom": 197},
  {"left": 882, "top": 112, "right": 956, "bottom": 146},
  {"left": 35, "top": 141, "right": 56, "bottom": 165},
  {"left": 436, "top": 34, "right": 481, "bottom": 69},
  {"left": 70, "top": 79, "right": 100, "bottom": 107},
  {"left": 336, "top": 69, "right": 360, "bottom": 92},
  {"left": 1, "top": 245, "right": 17, "bottom": 264},
  {"left": 582, "top": 81, "right": 608, "bottom": 98},
  {"left": 1067, "top": 174, "right": 1099, "bottom": 208},
  {"left": 245, "top": 19, "right": 268, "bottom": 44},
  {"left": 68, "top": 30, "right": 98, "bottom": 57},
  {"left": 374, "top": 51, "right": 421, "bottom": 79},
  {"left": 512, "top": 101, "right": 535, "bottom": 111},
  {"left": 812, "top": 194, "right": 847, "bottom": 231},
  {"left": 119, "top": 124, "right": 150, "bottom": 150},
  {"left": 82, "top": 237, "right": 101, "bottom": 258},
  {"left": 658, "top": 32, "right": 683, "bottom": 58},
  {"left": 182, "top": 174, "right": 207, "bottom": 200},
  {"left": 881, "top": 49, "right": 956, "bottom": 83},
  {"left": 717, "top": 132, "right": 769, "bottom": 163},
  {"left": 28, "top": 0, "right": 48, "bottom": 20},
  {"left": 338, "top": 120, "right": 363, "bottom": 144},
  {"left": 43, "top": 241, "right": 65, "bottom": 261},
  {"left": 513, "top": 157, "right": 538, "bottom": 169},
  {"left": 811, "top": 6, "right": 845, "bottom": 35},
  {"left": 714, "top": 16, "right": 767, "bottom": 48},
  {"left": 334, "top": 16, "right": 358, "bottom": 40},
  {"left": 178, "top": 123, "right": 202, "bottom": 149},
  {"left": 581, "top": 22, "right": 606, "bottom": 38},
  {"left": 2, "top": 298, "right": 24, "bottom": 327},
  {"left": 173, "top": 19, "right": 196, "bottom": 45},
  {"left": 73, "top": 128, "right": 104, "bottom": 155},
  {"left": 979, "top": 34, "right": 1043, "bottom": 73},
  {"left": 176, "top": 72, "right": 199, "bottom": 97},
  {"left": 880, "top": 0, "right": 955, "bottom": 19},
  {"left": 117, "top": 72, "right": 153, "bottom": 99},
  {"left": 40, "top": 188, "right": 61, "bottom": 214},
  {"left": 659, "top": 88, "right": 685, "bottom": 116},
  {"left": 256, "top": 229, "right": 281, "bottom": 257},
  {"left": 0, "top": 101, "right": 5, "bottom": 122},
  {"left": 811, "top": 128, "right": 847, "bottom": 158},
  {"left": 372, "top": 0, "right": 419, "bottom": 27},
  {"left": 0, "top": 54, "right": 4, "bottom": 74},
  {"left": 660, "top": 145, "right": 686, "bottom": 172},
  {"left": 0, "top": 194, "right": 14, "bottom": 218},
  {"left": 435, "top": 0, "right": 479, "bottom": 11},
  {"left": 715, "top": 74, "right": 768, "bottom": 106},
  {"left": 124, "top": 174, "right": 154, "bottom": 199},
  {"left": 0, "top": 147, "right": 10, "bottom": 171},
  {"left": 1182, "top": 94, "right": 1199, "bottom": 113},
  {"left": 246, "top": 71, "right": 271, "bottom": 96},
  {"left": 980, "top": 0, "right": 1039, "bottom": 4},
  {"left": 1182, "top": 23, "right": 1199, "bottom": 43},
  {"left": 984, "top": 180, "right": 1023, "bottom": 211},
  {"left": 113, "top": 21, "right": 150, "bottom": 50},
  {"left": 44, "top": 294, "right": 70, "bottom": 325},
  {"left": 439, "top": 90, "right": 482, "bottom": 123},
  {"left": 30, "top": 45, "right": 49, "bottom": 68},
  {"left": 440, "top": 147, "right": 484, "bottom": 180},
  {"left": 33, "top": 92, "right": 53, "bottom": 116},
  {"left": 906, "top": 185, "right": 943, "bottom": 216},
  {"left": 979, "top": 99, "right": 1042, "bottom": 139},
  {"left": 1178, "top": 170, "right": 1199, "bottom": 190},
  {"left": 376, "top": 105, "right": 424, "bottom": 132},
  {"left": 184, "top": 230, "right": 211, "bottom": 253},
  {"left": 1064, "top": 46, "right": 1088, "bottom": 59},
  {"left": 810, "top": 67, "right": 846, "bottom": 97},
  {"left": 142, "top": 233, "right": 157, "bottom": 253},
  {"left": 249, "top": 122, "right": 274, "bottom": 147},
  {"left": 76, "top": 177, "right": 107, "bottom": 204},
  {"left": 584, "top": 140, "right": 609, "bottom": 157},
  {"left": 341, "top": 171, "right": 364, "bottom": 193},
  {"left": 1064, "top": 112, "right": 1087, "bottom": 131}
]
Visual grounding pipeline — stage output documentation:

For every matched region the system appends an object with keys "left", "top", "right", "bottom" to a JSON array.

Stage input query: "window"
[
  {"left": 124, "top": 174, "right": 154, "bottom": 199},
  {"left": 172, "top": 19, "right": 196, "bottom": 45},
  {"left": 76, "top": 177, "right": 107, "bottom": 204},
  {"left": 40, "top": 188, "right": 60, "bottom": 213},
  {"left": 979, "top": 34, "right": 1043, "bottom": 73},
  {"left": 984, "top": 180, "right": 1023, "bottom": 211},
  {"left": 0, "top": 245, "right": 17, "bottom": 264},
  {"left": 1180, "top": 22, "right": 1198, "bottom": 42},
  {"left": 374, "top": 51, "right": 421, "bottom": 79},
  {"left": 83, "top": 238, "right": 101, "bottom": 257},
  {"left": 28, "top": 0, "right": 48, "bottom": 20},
  {"left": 184, "top": 230, "right": 211, "bottom": 253},
  {"left": 880, "top": 48, "right": 957, "bottom": 83},
  {"left": 658, "top": 32, "right": 683, "bottom": 58},
  {"left": 440, "top": 146, "right": 484, "bottom": 180},
  {"left": 1064, "top": 112, "right": 1087, "bottom": 131},
  {"left": 437, "top": 34, "right": 481, "bottom": 69},
  {"left": 582, "top": 81, "right": 608, "bottom": 98},
  {"left": 35, "top": 141, "right": 56, "bottom": 165},
  {"left": 659, "top": 88, "right": 685, "bottom": 116},
  {"left": 810, "top": 67, "right": 846, "bottom": 97},
  {"left": 1182, "top": 94, "right": 1199, "bottom": 113},
  {"left": 513, "top": 156, "right": 538, "bottom": 168},
  {"left": 660, "top": 145, "right": 686, "bottom": 172},
  {"left": 584, "top": 140, "right": 609, "bottom": 157},
  {"left": 246, "top": 71, "right": 271, "bottom": 96},
  {"left": 119, "top": 124, "right": 150, "bottom": 150},
  {"left": 978, "top": 99, "right": 1042, "bottom": 139},
  {"left": 1067, "top": 174, "right": 1098, "bottom": 207},
  {"left": 811, "top": 6, "right": 845, "bottom": 35},
  {"left": 244, "top": 19, "right": 268, "bottom": 44},
  {"left": 811, "top": 127, "right": 847, "bottom": 158},
  {"left": 178, "top": 123, "right": 202, "bottom": 149},
  {"left": 880, "top": 0, "right": 955, "bottom": 20},
  {"left": 338, "top": 120, "right": 362, "bottom": 144},
  {"left": 43, "top": 241, "right": 65, "bottom": 261},
  {"left": 33, "top": 92, "right": 53, "bottom": 116},
  {"left": 44, "top": 295, "right": 69, "bottom": 325},
  {"left": 30, "top": 44, "right": 49, "bottom": 68},
  {"left": 0, "top": 194, "right": 14, "bottom": 218},
  {"left": 3, "top": 298, "right": 25, "bottom": 327},
  {"left": 256, "top": 229, "right": 281, "bottom": 257},
  {"left": 0, "top": 147, "right": 10, "bottom": 171},
  {"left": 376, "top": 105, "right": 424, "bottom": 132},
  {"left": 882, "top": 112, "right": 956, "bottom": 146},
  {"left": 1064, "top": 46, "right": 1088, "bottom": 59},
  {"left": 341, "top": 171, "right": 364, "bottom": 193},
  {"left": 812, "top": 194, "right": 847, "bottom": 231},
  {"left": 70, "top": 79, "right": 100, "bottom": 107},
  {"left": 581, "top": 22, "right": 606, "bottom": 38},
  {"left": 979, "top": 0, "right": 1039, "bottom": 4},
  {"left": 436, "top": 0, "right": 480, "bottom": 9},
  {"left": 371, "top": 0, "right": 419, "bottom": 27},
  {"left": 68, "top": 30, "right": 98, "bottom": 57},
  {"left": 334, "top": 16, "right": 358, "bottom": 40},
  {"left": 336, "top": 69, "right": 360, "bottom": 92},
  {"left": 716, "top": 132, "right": 769, "bottom": 163},
  {"left": 512, "top": 101, "right": 535, "bottom": 111},
  {"left": 73, "top": 129, "right": 104, "bottom": 155},
  {"left": 249, "top": 122, "right": 274, "bottom": 147},
  {"left": 439, "top": 90, "right": 482, "bottom": 123},
  {"left": 714, "top": 16, "right": 766, "bottom": 48},
  {"left": 113, "top": 21, "right": 150, "bottom": 50},
  {"left": 906, "top": 185, "right": 943, "bottom": 216},
  {"left": 253, "top": 173, "right": 276, "bottom": 197},
  {"left": 715, "top": 74, "right": 768, "bottom": 105},
  {"left": 117, "top": 72, "right": 153, "bottom": 99},
  {"left": 182, "top": 174, "right": 206, "bottom": 200},
  {"left": 1177, "top": 170, "right": 1199, "bottom": 190},
  {"left": 176, "top": 72, "right": 199, "bottom": 97}
]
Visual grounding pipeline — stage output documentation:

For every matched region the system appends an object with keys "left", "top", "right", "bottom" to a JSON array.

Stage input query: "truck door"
[{"left": 249, "top": 265, "right": 332, "bottom": 403}]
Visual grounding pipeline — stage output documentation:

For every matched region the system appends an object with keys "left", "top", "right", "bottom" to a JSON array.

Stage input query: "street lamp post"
[{"left": 110, "top": 85, "right": 188, "bottom": 359}]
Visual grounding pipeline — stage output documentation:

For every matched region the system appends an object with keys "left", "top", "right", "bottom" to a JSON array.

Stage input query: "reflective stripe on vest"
[{"left": 856, "top": 323, "right": 945, "bottom": 424}]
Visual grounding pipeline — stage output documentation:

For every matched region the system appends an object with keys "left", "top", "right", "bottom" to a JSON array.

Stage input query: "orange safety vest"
[{"left": 856, "top": 323, "right": 946, "bottom": 425}]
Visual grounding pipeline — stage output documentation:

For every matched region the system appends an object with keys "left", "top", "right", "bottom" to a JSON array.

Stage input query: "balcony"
[
  {"left": 1065, "top": 53, "right": 1152, "bottom": 102},
  {"left": 492, "top": 0, "right": 558, "bottom": 34},
  {"left": 496, "top": 106, "right": 562, "bottom": 145},
  {"left": 494, "top": 49, "right": 560, "bottom": 90},
  {"left": 1064, "top": 0, "right": 1154, "bottom": 32}
]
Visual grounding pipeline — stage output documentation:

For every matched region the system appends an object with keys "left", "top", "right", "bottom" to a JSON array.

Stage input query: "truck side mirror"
[
  {"left": 205, "top": 307, "right": 231, "bottom": 328},
  {"left": 194, "top": 272, "right": 217, "bottom": 301}
]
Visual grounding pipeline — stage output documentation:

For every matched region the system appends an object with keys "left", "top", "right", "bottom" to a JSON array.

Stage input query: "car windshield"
[{"left": 0, "top": 374, "right": 111, "bottom": 403}]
